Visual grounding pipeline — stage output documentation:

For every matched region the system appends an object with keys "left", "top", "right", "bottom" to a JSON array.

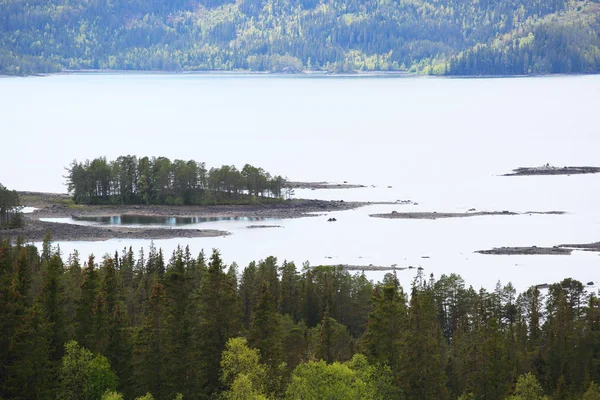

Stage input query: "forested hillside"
[
  {"left": 2, "top": 236, "right": 600, "bottom": 399},
  {"left": 0, "top": 0, "right": 599, "bottom": 75}
]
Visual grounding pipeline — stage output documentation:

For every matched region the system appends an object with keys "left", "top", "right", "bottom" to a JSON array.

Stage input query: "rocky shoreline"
[
  {"left": 288, "top": 181, "right": 367, "bottom": 189},
  {"left": 476, "top": 246, "right": 573, "bottom": 255},
  {"left": 503, "top": 165, "right": 600, "bottom": 176},
  {"left": 560, "top": 241, "right": 600, "bottom": 252},
  {"left": 320, "top": 264, "right": 424, "bottom": 272},
  {"left": 2, "top": 219, "right": 228, "bottom": 243},
  {"left": 476, "top": 241, "right": 600, "bottom": 256},
  {"left": 370, "top": 210, "right": 565, "bottom": 219},
  {"left": 6, "top": 191, "right": 369, "bottom": 242}
]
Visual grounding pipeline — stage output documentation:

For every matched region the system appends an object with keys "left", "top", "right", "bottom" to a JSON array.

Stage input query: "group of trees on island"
[
  {"left": 0, "top": 184, "right": 22, "bottom": 228},
  {"left": 2, "top": 235, "right": 600, "bottom": 399},
  {"left": 65, "top": 156, "right": 290, "bottom": 206},
  {"left": 0, "top": 0, "right": 598, "bottom": 75}
]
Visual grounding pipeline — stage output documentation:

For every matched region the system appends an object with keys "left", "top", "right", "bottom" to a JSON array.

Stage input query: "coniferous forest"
[
  {"left": 0, "top": 0, "right": 599, "bottom": 75},
  {"left": 65, "top": 156, "right": 289, "bottom": 206},
  {"left": 2, "top": 235, "right": 600, "bottom": 399}
]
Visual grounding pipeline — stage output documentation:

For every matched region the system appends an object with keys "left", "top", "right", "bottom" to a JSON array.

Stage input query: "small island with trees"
[
  {"left": 65, "top": 156, "right": 292, "bottom": 206},
  {"left": 3, "top": 155, "right": 371, "bottom": 242}
]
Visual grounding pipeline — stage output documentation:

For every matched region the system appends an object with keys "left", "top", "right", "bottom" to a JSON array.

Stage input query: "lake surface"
[
  {"left": 43, "top": 215, "right": 274, "bottom": 227},
  {"left": 2, "top": 73, "right": 600, "bottom": 291}
]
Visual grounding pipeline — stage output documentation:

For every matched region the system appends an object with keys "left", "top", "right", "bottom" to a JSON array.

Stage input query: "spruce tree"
[
  {"left": 195, "top": 249, "right": 241, "bottom": 397},
  {"left": 250, "top": 282, "right": 283, "bottom": 369},
  {"left": 133, "top": 283, "right": 167, "bottom": 399},
  {"left": 401, "top": 283, "right": 448, "bottom": 400},
  {"left": 75, "top": 255, "right": 99, "bottom": 350},
  {"left": 162, "top": 249, "right": 195, "bottom": 398},
  {"left": 361, "top": 284, "right": 407, "bottom": 373},
  {"left": 38, "top": 253, "right": 66, "bottom": 363}
]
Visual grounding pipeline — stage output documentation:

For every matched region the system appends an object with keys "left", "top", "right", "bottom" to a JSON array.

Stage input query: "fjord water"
[{"left": 2, "top": 73, "right": 600, "bottom": 291}]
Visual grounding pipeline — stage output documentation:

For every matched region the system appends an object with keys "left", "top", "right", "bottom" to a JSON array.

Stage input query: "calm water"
[
  {"left": 43, "top": 215, "right": 273, "bottom": 226},
  {"left": 2, "top": 73, "right": 600, "bottom": 291}
]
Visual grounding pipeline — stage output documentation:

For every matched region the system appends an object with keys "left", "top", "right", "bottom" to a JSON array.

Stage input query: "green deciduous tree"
[
  {"left": 505, "top": 372, "right": 549, "bottom": 400},
  {"left": 58, "top": 341, "right": 118, "bottom": 400}
]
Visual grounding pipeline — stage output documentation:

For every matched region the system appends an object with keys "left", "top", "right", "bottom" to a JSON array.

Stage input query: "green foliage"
[
  {"left": 285, "top": 356, "right": 380, "bottom": 400},
  {"left": 401, "top": 281, "right": 448, "bottom": 399},
  {"left": 195, "top": 249, "right": 242, "bottom": 395},
  {"left": 135, "top": 394, "right": 155, "bottom": 400},
  {"left": 102, "top": 391, "right": 124, "bottom": 400},
  {"left": 438, "top": 2, "right": 600, "bottom": 75},
  {"left": 58, "top": 341, "right": 118, "bottom": 400},
  {"left": 0, "top": 0, "right": 593, "bottom": 75},
  {"left": 65, "top": 156, "right": 288, "bottom": 205},
  {"left": 505, "top": 373, "right": 549, "bottom": 400},
  {"left": 2, "top": 237, "right": 600, "bottom": 400},
  {"left": 361, "top": 283, "right": 407, "bottom": 372},
  {"left": 220, "top": 337, "right": 268, "bottom": 399},
  {"left": 584, "top": 382, "right": 600, "bottom": 400},
  {"left": 0, "top": 183, "right": 23, "bottom": 228}
]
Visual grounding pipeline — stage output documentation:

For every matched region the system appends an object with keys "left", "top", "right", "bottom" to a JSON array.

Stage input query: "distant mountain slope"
[
  {"left": 0, "top": 0, "right": 596, "bottom": 75},
  {"left": 430, "top": 1, "right": 600, "bottom": 75}
]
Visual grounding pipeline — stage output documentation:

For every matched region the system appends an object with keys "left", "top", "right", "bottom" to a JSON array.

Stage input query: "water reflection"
[{"left": 73, "top": 215, "right": 270, "bottom": 226}]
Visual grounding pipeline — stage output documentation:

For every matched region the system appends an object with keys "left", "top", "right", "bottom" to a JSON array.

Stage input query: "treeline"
[
  {"left": 0, "top": 0, "right": 585, "bottom": 75},
  {"left": 65, "top": 156, "right": 289, "bottom": 205},
  {"left": 2, "top": 235, "right": 600, "bottom": 399},
  {"left": 429, "top": 3, "right": 600, "bottom": 75},
  {"left": 0, "top": 183, "right": 22, "bottom": 228}
]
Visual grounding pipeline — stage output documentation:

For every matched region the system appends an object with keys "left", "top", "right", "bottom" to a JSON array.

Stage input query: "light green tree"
[
  {"left": 102, "top": 391, "right": 124, "bottom": 400},
  {"left": 58, "top": 341, "right": 118, "bottom": 400},
  {"left": 285, "top": 359, "right": 374, "bottom": 400},
  {"left": 505, "top": 373, "right": 549, "bottom": 400},
  {"left": 584, "top": 382, "right": 600, "bottom": 400},
  {"left": 220, "top": 337, "right": 268, "bottom": 399}
]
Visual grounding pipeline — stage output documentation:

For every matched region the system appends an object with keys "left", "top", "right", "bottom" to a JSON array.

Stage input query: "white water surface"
[{"left": 1, "top": 73, "right": 599, "bottom": 291}]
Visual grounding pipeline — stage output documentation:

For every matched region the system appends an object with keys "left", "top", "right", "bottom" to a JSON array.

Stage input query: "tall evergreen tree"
[
  {"left": 75, "top": 255, "right": 99, "bottom": 350},
  {"left": 38, "top": 253, "right": 66, "bottom": 363},
  {"left": 402, "top": 282, "right": 448, "bottom": 400},
  {"left": 194, "top": 250, "right": 241, "bottom": 397},
  {"left": 361, "top": 284, "right": 407, "bottom": 373},
  {"left": 133, "top": 283, "right": 167, "bottom": 399}
]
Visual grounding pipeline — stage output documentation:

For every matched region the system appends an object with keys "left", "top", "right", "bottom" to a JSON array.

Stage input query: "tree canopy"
[
  {"left": 0, "top": 184, "right": 22, "bottom": 228},
  {"left": 1, "top": 235, "right": 600, "bottom": 399},
  {"left": 65, "top": 156, "right": 288, "bottom": 205}
]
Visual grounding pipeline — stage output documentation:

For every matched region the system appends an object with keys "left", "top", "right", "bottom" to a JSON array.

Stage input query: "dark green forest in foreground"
[
  {"left": 1, "top": 0, "right": 599, "bottom": 75},
  {"left": 65, "top": 156, "right": 289, "bottom": 205},
  {"left": 3, "top": 235, "right": 600, "bottom": 399}
]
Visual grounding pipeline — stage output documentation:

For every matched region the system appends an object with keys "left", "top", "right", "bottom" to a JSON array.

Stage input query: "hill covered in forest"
[{"left": 0, "top": 0, "right": 599, "bottom": 75}]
